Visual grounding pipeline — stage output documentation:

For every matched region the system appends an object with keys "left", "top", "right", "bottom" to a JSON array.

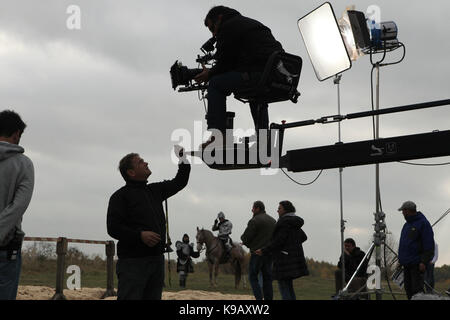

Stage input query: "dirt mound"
[{"left": 17, "top": 286, "right": 255, "bottom": 300}]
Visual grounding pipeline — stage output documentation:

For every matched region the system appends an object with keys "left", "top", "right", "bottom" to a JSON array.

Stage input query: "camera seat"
[{"left": 233, "top": 51, "right": 302, "bottom": 130}]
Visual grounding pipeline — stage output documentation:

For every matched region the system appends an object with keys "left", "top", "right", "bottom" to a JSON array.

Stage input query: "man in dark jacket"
[
  {"left": 255, "top": 201, "right": 308, "bottom": 300},
  {"left": 241, "top": 201, "right": 276, "bottom": 300},
  {"left": 107, "top": 150, "right": 190, "bottom": 300},
  {"left": 334, "top": 238, "right": 368, "bottom": 296},
  {"left": 194, "top": 6, "right": 283, "bottom": 146},
  {"left": 398, "top": 201, "right": 434, "bottom": 300}
]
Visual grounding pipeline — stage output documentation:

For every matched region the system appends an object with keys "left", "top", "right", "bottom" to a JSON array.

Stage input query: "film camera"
[
  {"left": 170, "top": 37, "right": 216, "bottom": 92},
  {"left": 170, "top": 36, "right": 302, "bottom": 105}
]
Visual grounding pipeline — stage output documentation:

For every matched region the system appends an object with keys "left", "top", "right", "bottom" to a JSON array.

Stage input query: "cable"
[
  {"left": 280, "top": 168, "right": 323, "bottom": 186},
  {"left": 398, "top": 160, "right": 450, "bottom": 166}
]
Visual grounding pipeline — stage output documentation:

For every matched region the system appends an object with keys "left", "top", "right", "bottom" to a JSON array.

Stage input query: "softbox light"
[{"left": 298, "top": 2, "right": 351, "bottom": 81}]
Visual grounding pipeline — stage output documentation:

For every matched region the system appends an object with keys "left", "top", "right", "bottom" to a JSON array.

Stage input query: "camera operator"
[{"left": 194, "top": 6, "right": 284, "bottom": 148}]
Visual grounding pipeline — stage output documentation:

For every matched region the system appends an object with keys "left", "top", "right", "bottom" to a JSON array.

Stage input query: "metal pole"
[
  {"left": 51, "top": 237, "right": 68, "bottom": 300},
  {"left": 343, "top": 243, "right": 375, "bottom": 293},
  {"left": 101, "top": 240, "right": 117, "bottom": 299},
  {"left": 334, "top": 74, "right": 346, "bottom": 292},
  {"left": 374, "top": 63, "right": 383, "bottom": 300},
  {"left": 165, "top": 200, "right": 172, "bottom": 287}
]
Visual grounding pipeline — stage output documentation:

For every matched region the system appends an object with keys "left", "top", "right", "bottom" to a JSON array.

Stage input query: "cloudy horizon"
[{"left": 1, "top": 0, "right": 449, "bottom": 270}]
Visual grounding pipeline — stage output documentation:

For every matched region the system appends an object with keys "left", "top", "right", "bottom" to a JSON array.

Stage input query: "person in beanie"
[
  {"left": 176, "top": 234, "right": 200, "bottom": 288},
  {"left": 255, "top": 200, "right": 308, "bottom": 300},
  {"left": 397, "top": 201, "right": 435, "bottom": 300},
  {"left": 0, "top": 110, "right": 34, "bottom": 300},
  {"left": 241, "top": 200, "right": 276, "bottom": 300}
]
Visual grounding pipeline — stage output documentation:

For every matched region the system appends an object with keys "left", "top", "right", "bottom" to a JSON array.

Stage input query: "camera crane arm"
[
  {"left": 185, "top": 98, "right": 450, "bottom": 172},
  {"left": 276, "top": 99, "right": 450, "bottom": 173}
]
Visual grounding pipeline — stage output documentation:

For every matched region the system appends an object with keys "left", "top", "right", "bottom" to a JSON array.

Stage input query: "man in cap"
[
  {"left": 212, "top": 211, "right": 233, "bottom": 254},
  {"left": 397, "top": 201, "right": 435, "bottom": 300}
]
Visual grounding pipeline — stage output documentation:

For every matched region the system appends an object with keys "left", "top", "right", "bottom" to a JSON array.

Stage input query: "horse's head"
[{"left": 196, "top": 227, "right": 205, "bottom": 252}]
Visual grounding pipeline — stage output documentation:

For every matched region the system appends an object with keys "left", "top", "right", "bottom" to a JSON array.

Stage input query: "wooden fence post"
[
  {"left": 51, "top": 237, "right": 68, "bottom": 300},
  {"left": 101, "top": 241, "right": 117, "bottom": 299}
]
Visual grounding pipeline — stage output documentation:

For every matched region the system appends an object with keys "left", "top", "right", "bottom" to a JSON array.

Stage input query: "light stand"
[{"left": 334, "top": 74, "right": 347, "bottom": 292}]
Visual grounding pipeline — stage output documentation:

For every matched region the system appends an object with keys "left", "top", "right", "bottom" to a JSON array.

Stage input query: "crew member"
[
  {"left": 241, "top": 200, "right": 276, "bottom": 300},
  {"left": 107, "top": 148, "right": 190, "bottom": 300},
  {"left": 0, "top": 110, "right": 34, "bottom": 300},
  {"left": 194, "top": 5, "right": 284, "bottom": 147},
  {"left": 334, "top": 238, "right": 368, "bottom": 297},
  {"left": 398, "top": 201, "right": 434, "bottom": 300}
]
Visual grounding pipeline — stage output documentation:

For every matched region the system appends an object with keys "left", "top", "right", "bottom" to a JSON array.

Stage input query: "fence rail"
[{"left": 23, "top": 236, "right": 116, "bottom": 300}]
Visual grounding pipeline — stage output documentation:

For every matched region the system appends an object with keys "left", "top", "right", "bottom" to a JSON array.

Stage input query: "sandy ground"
[{"left": 17, "top": 286, "right": 255, "bottom": 300}]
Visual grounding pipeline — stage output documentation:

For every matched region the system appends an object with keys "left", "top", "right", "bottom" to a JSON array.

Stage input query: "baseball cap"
[{"left": 398, "top": 201, "right": 417, "bottom": 211}]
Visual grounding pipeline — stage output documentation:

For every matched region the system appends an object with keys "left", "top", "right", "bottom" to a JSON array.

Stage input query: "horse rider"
[
  {"left": 212, "top": 211, "right": 233, "bottom": 254},
  {"left": 175, "top": 234, "right": 200, "bottom": 288}
]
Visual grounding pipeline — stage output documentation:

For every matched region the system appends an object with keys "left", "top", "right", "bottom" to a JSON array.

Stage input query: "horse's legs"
[
  {"left": 214, "top": 262, "right": 219, "bottom": 287},
  {"left": 233, "top": 259, "right": 242, "bottom": 289},
  {"left": 208, "top": 261, "right": 214, "bottom": 288}
]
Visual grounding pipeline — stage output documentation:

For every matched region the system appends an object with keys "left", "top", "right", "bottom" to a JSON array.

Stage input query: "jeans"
[
  {"left": 403, "top": 264, "right": 424, "bottom": 300},
  {"left": 248, "top": 254, "right": 273, "bottom": 300},
  {"left": 424, "top": 263, "right": 435, "bottom": 293},
  {"left": 207, "top": 71, "right": 268, "bottom": 133},
  {"left": 278, "top": 279, "right": 296, "bottom": 300},
  {"left": 0, "top": 250, "right": 22, "bottom": 300},
  {"left": 116, "top": 255, "right": 165, "bottom": 300}
]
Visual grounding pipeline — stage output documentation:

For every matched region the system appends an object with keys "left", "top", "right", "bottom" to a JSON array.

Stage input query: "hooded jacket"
[
  {"left": 262, "top": 213, "right": 309, "bottom": 280},
  {"left": 0, "top": 141, "right": 34, "bottom": 246},
  {"left": 398, "top": 211, "right": 434, "bottom": 266}
]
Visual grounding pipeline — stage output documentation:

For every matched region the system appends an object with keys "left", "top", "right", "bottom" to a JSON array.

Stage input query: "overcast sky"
[{"left": 1, "top": 0, "right": 449, "bottom": 268}]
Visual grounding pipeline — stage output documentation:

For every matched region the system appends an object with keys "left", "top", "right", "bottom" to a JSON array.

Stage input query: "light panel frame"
[{"left": 298, "top": 2, "right": 352, "bottom": 81}]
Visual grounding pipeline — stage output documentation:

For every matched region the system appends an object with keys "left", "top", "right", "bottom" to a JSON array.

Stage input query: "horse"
[{"left": 196, "top": 227, "right": 246, "bottom": 289}]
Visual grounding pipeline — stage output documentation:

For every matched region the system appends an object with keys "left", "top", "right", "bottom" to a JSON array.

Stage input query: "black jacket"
[
  {"left": 107, "top": 163, "right": 190, "bottom": 258},
  {"left": 338, "top": 247, "right": 368, "bottom": 280},
  {"left": 262, "top": 214, "right": 309, "bottom": 280},
  {"left": 209, "top": 13, "right": 283, "bottom": 79}
]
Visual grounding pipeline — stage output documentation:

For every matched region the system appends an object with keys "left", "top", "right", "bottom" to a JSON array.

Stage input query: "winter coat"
[
  {"left": 209, "top": 13, "right": 283, "bottom": 79},
  {"left": 262, "top": 213, "right": 309, "bottom": 280},
  {"left": 338, "top": 247, "right": 368, "bottom": 280},
  {"left": 398, "top": 212, "right": 434, "bottom": 266},
  {"left": 241, "top": 212, "right": 276, "bottom": 253},
  {"left": 107, "top": 163, "right": 190, "bottom": 258},
  {"left": 0, "top": 142, "right": 34, "bottom": 246}
]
